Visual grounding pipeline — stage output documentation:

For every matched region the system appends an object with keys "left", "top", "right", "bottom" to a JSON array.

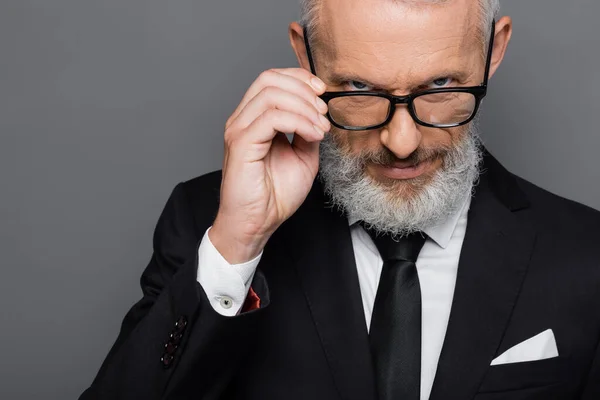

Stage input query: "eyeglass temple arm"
[
  {"left": 303, "top": 26, "right": 318, "bottom": 76},
  {"left": 482, "top": 20, "right": 496, "bottom": 85}
]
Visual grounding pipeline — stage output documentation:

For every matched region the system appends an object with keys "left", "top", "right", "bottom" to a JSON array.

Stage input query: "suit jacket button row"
[{"left": 161, "top": 316, "right": 188, "bottom": 368}]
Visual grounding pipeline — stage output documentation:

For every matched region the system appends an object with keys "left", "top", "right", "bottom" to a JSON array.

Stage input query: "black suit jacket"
[{"left": 80, "top": 151, "right": 600, "bottom": 400}]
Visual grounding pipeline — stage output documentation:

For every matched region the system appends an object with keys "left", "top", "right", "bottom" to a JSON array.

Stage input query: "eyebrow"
[
  {"left": 325, "top": 69, "right": 475, "bottom": 90},
  {"left": 325, "top": 72, "right": 383, "bottom": 88}
]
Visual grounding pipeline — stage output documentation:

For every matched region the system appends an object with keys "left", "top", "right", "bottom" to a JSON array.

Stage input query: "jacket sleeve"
[{"left": 79, "top": 183, "right": 270, "bottom": 400}]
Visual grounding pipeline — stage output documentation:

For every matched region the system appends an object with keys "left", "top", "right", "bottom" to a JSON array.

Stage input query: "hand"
[{"left": 209, "top": 68, "right": 330, "bottom": 264}]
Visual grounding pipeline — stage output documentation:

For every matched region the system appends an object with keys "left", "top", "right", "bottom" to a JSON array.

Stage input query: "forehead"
[{"left": 318, "top": 0, "right": 482, "bottom": 86}]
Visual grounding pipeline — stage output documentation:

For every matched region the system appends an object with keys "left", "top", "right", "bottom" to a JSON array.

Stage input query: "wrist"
[{"left": 209, "top": 219, "right": 269, "bottom": 264}]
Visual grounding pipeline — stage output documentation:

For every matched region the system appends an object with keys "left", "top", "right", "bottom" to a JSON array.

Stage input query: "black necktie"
[{"left": 362, "top": 226, "right": 427, "bottom": 400}]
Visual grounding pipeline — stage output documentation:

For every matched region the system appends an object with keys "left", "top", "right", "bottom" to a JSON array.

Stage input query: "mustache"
[{"left": 355, "top": 144, "right": 453, "bottom": 168}]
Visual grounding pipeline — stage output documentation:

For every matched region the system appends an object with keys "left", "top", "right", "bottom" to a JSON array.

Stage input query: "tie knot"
[{"left": 361, "top": 224, "right": 427, "bottom": 263}]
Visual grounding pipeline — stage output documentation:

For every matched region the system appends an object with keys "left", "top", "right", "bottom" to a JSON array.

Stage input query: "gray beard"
[{"left": 318, "top": 122, "right": 483, "bottom": 237}]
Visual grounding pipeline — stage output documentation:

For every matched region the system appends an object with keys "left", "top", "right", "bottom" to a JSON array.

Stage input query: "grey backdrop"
[{"left": 1, "top": 1, "right": 598, "bottom": 399}]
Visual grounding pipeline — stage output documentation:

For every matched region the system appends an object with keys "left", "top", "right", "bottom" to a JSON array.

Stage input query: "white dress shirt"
[{"left": 196, "top": 195, "right": 471, "bottom": 400}]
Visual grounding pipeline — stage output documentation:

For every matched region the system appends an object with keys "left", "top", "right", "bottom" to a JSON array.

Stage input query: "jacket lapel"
[
  {"left": 429, "top": 152, "right": 537, "bottom": 400},
  {"left": 284, "top": 178, "right": 377, "bottom": 400}
]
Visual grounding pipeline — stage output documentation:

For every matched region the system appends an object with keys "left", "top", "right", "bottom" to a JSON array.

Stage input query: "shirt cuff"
[{"left": 196, "top": 226, "right": 263, "bottom": 316}]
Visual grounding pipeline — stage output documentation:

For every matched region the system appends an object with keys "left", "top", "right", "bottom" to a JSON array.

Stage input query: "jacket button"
[
  {"left": 161, "top": 353, "right": 174, "bottom": 368},
  {"left": 164, "top": 342, "right": 178, "bottom": 355},
  {"left": 169, "top": 331, "right": 183, "bottom": 346},
  {"left": 174, "top": 316, "right": 187, "bottom": 334}
]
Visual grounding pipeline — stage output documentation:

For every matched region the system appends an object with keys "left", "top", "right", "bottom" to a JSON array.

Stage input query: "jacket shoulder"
[
  {"left": 513, "top": 174, "right": 600, "bottom": 234},
  {"left": 181, "top": 170, "right": 223, "bottom": 199}
]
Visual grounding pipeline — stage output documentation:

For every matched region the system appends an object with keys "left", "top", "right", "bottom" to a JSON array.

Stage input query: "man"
[{"left": 80, "top": 0, "right": 600, "bottom": 399}]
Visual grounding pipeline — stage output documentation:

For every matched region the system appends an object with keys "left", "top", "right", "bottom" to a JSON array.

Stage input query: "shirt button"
[{"left": 219, "top": 296, "right": 233, "bottom": 309}]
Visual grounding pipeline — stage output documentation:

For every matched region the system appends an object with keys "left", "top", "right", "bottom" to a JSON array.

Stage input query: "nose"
[{"left": 379, "top": 106, "right": 422, "bottom": 159}]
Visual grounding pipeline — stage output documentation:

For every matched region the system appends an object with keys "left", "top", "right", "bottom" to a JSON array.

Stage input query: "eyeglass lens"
[{"left": 327, "top": 92, "right": 477, "bottom": 128}]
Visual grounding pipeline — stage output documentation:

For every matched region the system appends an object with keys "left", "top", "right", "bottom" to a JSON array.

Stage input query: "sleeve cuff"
[{"left": 196, "top": 226, "right": 263, "bottom": 316}]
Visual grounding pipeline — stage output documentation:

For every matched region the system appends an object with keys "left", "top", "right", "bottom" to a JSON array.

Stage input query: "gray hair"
[{"left": 300, "top": 0, "right": 500, "bottom": 46}]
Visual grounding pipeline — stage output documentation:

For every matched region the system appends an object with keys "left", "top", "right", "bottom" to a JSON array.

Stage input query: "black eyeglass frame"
[{"left": 303, "top": 21, "right": 496, "bottom": 131}]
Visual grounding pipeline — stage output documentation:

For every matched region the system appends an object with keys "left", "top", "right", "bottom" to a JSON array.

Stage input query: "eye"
[
  {"left": 347, "top": 80, "right": 374, "bottom": 91},
  {"left": 430, "top": 77, "right": 453, "bottom": 88}
]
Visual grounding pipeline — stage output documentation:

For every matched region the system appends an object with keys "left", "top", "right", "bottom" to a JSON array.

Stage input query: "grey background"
[{"left": 0, "top": 0, "right": 598, "bottom": 398}]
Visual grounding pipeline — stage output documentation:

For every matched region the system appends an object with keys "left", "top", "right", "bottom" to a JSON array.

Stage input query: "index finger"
[
  {"left": 227, "top": 68, "right": 326, "bottom": 127},
  {"left": 273, "top": 68, "right": 326, "bottom": 94}
]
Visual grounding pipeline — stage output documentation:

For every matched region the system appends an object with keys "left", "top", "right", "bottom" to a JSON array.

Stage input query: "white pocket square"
[{"left": 491, "top": 329, "right": 559, "bottom": 366}]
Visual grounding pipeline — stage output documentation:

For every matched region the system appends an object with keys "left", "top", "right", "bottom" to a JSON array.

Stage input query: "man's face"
[
  {"left": 289, "top": 0, "right": 511, "bottom": 234},
  {"left": 315, "top": 0, "right": 485, "bottom": 197}
]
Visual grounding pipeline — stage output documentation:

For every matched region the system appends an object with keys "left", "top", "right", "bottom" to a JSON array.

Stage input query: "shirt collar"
[{"left": 347, "top": 193, "right": 472, "bottom": 250}]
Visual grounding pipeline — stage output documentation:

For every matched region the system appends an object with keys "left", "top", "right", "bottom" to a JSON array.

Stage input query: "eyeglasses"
[{"left": 303, "top": 21, "right": 496, "bottom": 131}]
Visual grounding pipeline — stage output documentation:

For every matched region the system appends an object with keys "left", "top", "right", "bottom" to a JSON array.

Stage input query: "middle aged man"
[{"left": 80, "top": 0, "right": 600, "bottom": 399}]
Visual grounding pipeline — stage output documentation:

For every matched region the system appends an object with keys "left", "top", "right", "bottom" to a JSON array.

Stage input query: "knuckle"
[
  {"left": 261, "top": 85, "right": 277, "bottom": 97},
  {"left": 258, "top": 69, "right": 277, "bottom": 84},
  {"left": 263, "top": 108, "right": 277, "bottom": 119},
  {"left": 263, "top": 108, "right": 281, "bottom": 124},
  {"left": 259, "top": 86, "right": 280, "bottom": 105},
  {"left": 224, "top": 128, "right": 237, "bottom": 147}
]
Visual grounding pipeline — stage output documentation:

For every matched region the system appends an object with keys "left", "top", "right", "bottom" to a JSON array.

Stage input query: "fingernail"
[
  {"left": 313, "top": 124, "right": 325, "bottom": 138},
  {"left": 311, "top": 77, "right": 326, "bottom": 91},
  {"left": 315, "top": 97, "right": 328, "bottom": 113},
  {"left": 319, "top": 114, "right": 330, "bottom": 131}
]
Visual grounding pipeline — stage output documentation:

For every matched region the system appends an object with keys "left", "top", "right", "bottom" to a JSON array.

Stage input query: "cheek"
[
  {"left": 419, "top": 125, "right": 466, "bottom": 147},
  {"left": 448, "top": 125, "right": 470, "bottom": 144},
  {"left": 330, "top": 127, "right": 381, "bottom": 154}
]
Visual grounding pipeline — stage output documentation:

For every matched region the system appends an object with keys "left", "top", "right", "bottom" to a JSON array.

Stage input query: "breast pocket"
[{"left": 477, "top": 356, "right": 568, "bottom": 394}]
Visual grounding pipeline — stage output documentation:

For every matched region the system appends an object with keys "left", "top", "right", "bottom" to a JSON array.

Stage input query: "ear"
[
  {"left": 289, "top": 22, "right": 312, "bottom": 71},
  {"left": 488, "top": 16, "right": 513, "bottom": 79}
]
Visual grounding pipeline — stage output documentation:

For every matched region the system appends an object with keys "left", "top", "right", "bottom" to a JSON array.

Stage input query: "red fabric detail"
[{"left": 241, "top": 286, "right": 260, "bottom": 313}]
